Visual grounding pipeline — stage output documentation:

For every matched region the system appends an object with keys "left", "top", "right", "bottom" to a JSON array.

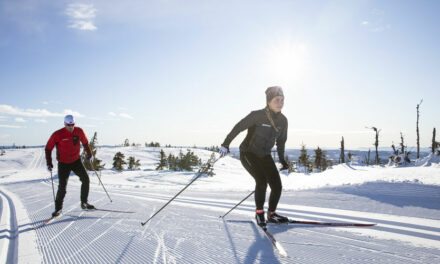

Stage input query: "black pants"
[
  {"left": 55, "top": 159, "right": 90, "bottom": 210},
  {"left": 240, "top": 152, "right": 282, "bottom": 212}
]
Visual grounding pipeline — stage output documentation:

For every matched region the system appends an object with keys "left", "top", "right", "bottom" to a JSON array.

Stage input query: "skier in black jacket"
[{"left": 219, "top": 86, "right": 289, "bottom": 227}]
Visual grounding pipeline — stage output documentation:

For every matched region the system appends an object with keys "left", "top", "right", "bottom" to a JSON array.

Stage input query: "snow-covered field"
[{"left": 1, "top": 146, "right": 440, "bottom": 263}]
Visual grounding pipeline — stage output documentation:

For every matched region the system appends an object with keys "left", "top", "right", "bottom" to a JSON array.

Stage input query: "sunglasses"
[{"left": 65, "top": 123, "right": 75, "bottom": 127}]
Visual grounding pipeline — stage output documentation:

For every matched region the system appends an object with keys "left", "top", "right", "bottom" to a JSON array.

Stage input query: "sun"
[{"left": 264, "top": 38, "right": 310, "bottom": 86}]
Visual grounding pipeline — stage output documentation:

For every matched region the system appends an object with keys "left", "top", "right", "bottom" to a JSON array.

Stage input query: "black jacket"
[{"left": 222, "top": 108, "right": 288, "bottom": 166}]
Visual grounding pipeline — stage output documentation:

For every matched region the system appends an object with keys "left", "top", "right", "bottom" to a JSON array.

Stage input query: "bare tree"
[
  {"left": 367, "top": 127, "right": 381, "bottom": 165},
  {"left": 416, "top": 99, "right": 423, "bottom": 159},
  {"left": 433, "top": 127, "right": 440, "bottom": 154},
  {"left": 400, "top": 132, "right": 405, "bottom": 155},
  {"left": 340, "top": 136, "right": 345, "bottom": 163}
]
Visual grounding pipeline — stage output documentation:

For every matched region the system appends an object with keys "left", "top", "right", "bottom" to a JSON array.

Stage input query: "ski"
[
  {"left": 252, "top": 219, "right": 288, "bottom": 257},
  {"left": 287, "top": 220, "right": 376, "bottom": 227},
  {"left": 33, "top": 215, "right": 61, "bottom": 230},
  {"left": 87, "top": 208, "right": 135, "bottom": 214}
]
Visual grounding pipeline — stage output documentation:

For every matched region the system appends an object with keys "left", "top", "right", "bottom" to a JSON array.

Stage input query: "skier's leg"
[
  {"left": 55, "top": 162, "right": 71, "bottom": 210},
  {"left": 240, "top": 152, "right": 268, "bottom": 210},
  {"left": 262, "top": 156, "right": 282, "bottom": 212},
  {"left": 71, "top": 159, "right": 90, "bottom": 204}
]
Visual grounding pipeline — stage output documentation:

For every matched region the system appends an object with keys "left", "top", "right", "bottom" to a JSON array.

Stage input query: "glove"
[
  {"left": 47, "top": 163, "right": 53, "bottom": 172},
  {"left": 219, "top": 146, "right": 229, "bottom": 157},
  {"left": 89, "top": 155, "right": 94, "bottom": 164},
  {"left": 280, "top": 163, "right": 289, "bottom": 171}
]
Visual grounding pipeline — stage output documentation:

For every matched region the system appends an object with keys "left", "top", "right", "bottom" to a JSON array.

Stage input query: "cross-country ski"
[
  {"left": 252, "top": 219, "right": 288, "bottom": 257},
  {"left": 286, "top": 220, "right": 377, "bottom": 227}
]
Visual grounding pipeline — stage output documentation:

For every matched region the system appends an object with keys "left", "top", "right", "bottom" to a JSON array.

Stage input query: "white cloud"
[
  {"left": 361, "top": 21, "right": 369, "bottom": 25},
  {"left": 34, "top": 119, "right": 47, "bottom": 123},
  {"left": 108, "top": 112, "right": 117, "bottom": 117},
  {"left": 42, "top": 100, "right": 62, "bottom": 105},
  {"left": 66, "top": 3, "right": 97, "bottom": 31},
  {"left": 14, "top": 117, "right": 26, "bottom": 123},
  {"left": 119, "top": 113, "right": 134, "bottom": 119},
  {"left": 0, "top": 124, "right": 24, "bottom": 128},
  {"left": 0, "top": 104, "right": 84, "bottom": 118}
]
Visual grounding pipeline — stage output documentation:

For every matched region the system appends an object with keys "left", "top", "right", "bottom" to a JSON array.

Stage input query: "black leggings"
[
  {"left": 240, "top": 152, "right": 282, "bottom": 212},
  {"left": 55, "top": 159, "right": 90, "bottom": 210}
]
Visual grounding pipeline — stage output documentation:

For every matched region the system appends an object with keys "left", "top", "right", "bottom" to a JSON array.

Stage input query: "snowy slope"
[{"left": 1, "top": 147, "right": 440, "bottom": 263}]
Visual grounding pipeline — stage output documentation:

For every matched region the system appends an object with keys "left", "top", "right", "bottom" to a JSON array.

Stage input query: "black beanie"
[{"left": 265, "top": 86, "right": 284, "bottom": 103}]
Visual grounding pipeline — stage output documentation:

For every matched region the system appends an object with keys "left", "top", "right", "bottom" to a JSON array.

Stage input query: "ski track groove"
[
  {"left": 68, "top": 211, "right": 111, "bottom": 240},
  {"left": 299, "top": 227, "right": 426, "bottom": 263},
  {"left": 0, "top": 190, "right": 18, "bottom": 264},
  {"left": 63, "top": 218, "right": 124, "bottom": 263}
]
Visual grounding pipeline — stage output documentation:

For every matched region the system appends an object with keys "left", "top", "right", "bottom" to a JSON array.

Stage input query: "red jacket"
[{"left": 45, "top": 127, "right": 92, "bottom": 164}]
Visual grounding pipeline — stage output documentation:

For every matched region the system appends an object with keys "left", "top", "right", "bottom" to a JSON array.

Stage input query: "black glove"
[
  {"left": 47, "top": 162, "right": 53, "bottom": 172},
  {"left": 280, "top": 163, "right": 289, "bottom": 171}
]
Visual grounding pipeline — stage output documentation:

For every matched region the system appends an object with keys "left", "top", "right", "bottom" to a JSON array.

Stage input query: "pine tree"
[
  {"left": 82, "top": 132, "right": 105, "bottom": 171},
  {"left": 124, "top": 139, "right": 130, "bottom": 147},
  {"left": 164, "top": 150, "right": 202, "bottom": 172},
  {"left": 298, "top": 144, "right": 311, "bottom": 173},
  {"left": 112, "top": 152, "right": 126, "bottom": 171},
  {"left": 313, "top": 147, "right": 328, "bottom": 171},
  {"left": 347, "top": 152, "right": 353, "bottom": 162},
  {"left": 321, "top": 149, "right": 328, "bottom": 171},
  {"left": 313, "top": 147, "right": 323, "bottom": 171},
  {"left": 199, "top": 152, "right": 216, "bottom": 177},
  {"left": 156, "top": 149, "right": 167, "bottom": 170},
  {"left": 127, "top": 156, "right": 141, "bottom": 170}
]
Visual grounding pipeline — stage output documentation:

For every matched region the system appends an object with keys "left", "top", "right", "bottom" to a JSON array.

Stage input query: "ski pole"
[
  {"left": 49, "top": 170, "right": 56, "bottom": 205},
  {"left": 141, "top": 156, "right": 221, "bottom": 226},
  {"left": 90, "top": 162, "right": 113, "bottom": 202},
  {"left": 220, "top": 190, "right": 254, "bottom": 219}
]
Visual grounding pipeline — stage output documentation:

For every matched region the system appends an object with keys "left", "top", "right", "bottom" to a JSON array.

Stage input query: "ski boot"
[
  {"left": 267, "top": 211, "right": 289, "bottom": 223},
  {"left": 81, "top": 202, "right": 95, "bottom": 210},
  {"left": 52, "top": 208, "right": 62, "bottom": 217},
  {"left": 255, "top": 209, "right": 266, "bottom": 228}
]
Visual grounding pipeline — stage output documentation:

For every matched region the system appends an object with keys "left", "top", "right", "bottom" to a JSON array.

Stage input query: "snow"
[{"left": 1, "top": 146, "right": 440, "bottom": 263}]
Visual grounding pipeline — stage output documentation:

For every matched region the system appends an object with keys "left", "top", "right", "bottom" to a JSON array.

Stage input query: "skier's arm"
[
  {"left": 79, "top": 128, "right": 92, "bottom": 159},
  {"left": 221, "top": 111, "right": 257, "bottom": 149},
  {"left": 276, "top": 119, "right": 288, "bottom": 168},
  {"left": 45, "top": 133, "right": 57, "bottom": 169}
]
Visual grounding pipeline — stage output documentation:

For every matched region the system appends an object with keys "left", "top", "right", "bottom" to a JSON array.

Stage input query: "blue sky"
[{"left": 1, "top": 0, "right": 439, "bottom": 149}]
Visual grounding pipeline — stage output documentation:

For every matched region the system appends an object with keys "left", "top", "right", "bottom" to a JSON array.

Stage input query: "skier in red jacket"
[{"left": 45, "top": 115, "right": 95, "bottom": 217}]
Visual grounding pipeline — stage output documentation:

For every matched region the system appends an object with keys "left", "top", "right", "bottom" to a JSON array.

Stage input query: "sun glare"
[{"left": 264, "top": 39, "right": 310, "bottom": 86}]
